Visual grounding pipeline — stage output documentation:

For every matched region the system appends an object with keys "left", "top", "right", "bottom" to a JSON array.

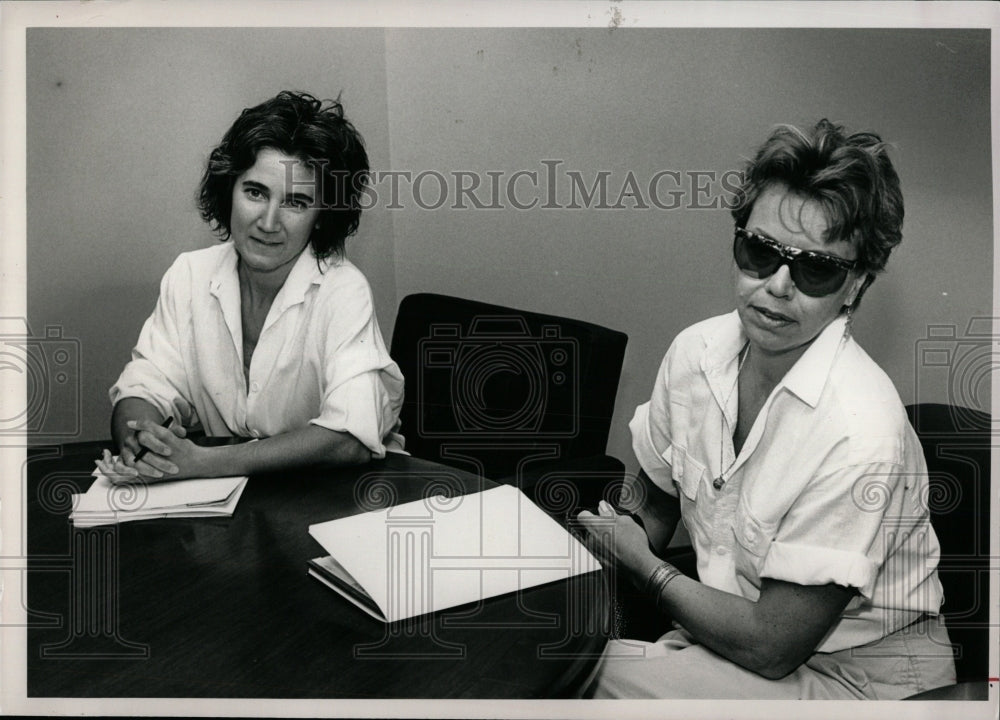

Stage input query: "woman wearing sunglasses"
[{"left": 578, "top": 120, "right": 954, "bottom": 698}]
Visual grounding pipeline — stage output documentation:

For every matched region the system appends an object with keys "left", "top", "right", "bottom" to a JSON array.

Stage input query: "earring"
[{"left": 843, "top": 305, "right": 854, "bottom": 338}]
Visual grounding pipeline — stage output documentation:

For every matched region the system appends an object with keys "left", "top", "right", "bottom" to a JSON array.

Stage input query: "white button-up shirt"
[
  {"left": 110, "top": 243, "right": 404, "bottom": 456},
  {"left": 631, "top": 311, "right": 943, "bottom": 652}
]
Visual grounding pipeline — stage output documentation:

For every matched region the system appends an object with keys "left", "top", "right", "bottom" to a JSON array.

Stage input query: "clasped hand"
[
  {"left": 97, "top": 419, "right": 206, "bottom": 484},
  {"left": 576, "top": 500, "right": 658, "bottom": 587}
]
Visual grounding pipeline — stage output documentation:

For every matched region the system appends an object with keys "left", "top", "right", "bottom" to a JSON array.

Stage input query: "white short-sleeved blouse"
[{"left": 630, "top": 311, "right": 943, "bottom": 652}]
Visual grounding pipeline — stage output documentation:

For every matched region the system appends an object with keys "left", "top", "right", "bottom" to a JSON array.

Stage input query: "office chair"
[
  {"left": 389, "top": 293, "right": 628, "bottom": 509},
  {"left": 902, "top": 403, "right": 991, "bottom": 700}
]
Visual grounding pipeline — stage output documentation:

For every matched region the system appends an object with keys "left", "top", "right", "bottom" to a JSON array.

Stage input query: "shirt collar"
[
  {"left": 208, "top": 242, "right": 239, "bottom": 298},
  {"left": 701, "top": 310, "right": 748, "bottom": 375},
  {"left": 701, "top": 310, "right": 849, "bottom": 409},
  {"left": 208, "top": 242, "right": 330, "bottom": 309},
  {"left": 268, "top": 246, "right": 330, "bottom": 313},
  {"left": 208, "top": 244, "right": 241, "bottom": 348},
  {"left": 699, "top": 311, "right": 749, "bottom": 424},
  {"left": 779, "top": 314, "right": 849, "bottom": 407}
]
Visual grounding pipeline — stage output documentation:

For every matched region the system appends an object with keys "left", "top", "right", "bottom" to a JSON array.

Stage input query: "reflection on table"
[{"left": 25, "top": 441, "right": 609, "bottom": 698}]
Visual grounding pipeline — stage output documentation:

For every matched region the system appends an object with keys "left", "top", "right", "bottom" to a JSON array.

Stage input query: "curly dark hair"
[
  {"left": 197, "top": 90, "right": 370, "bottom": 259},
  {"left": 730, "top": 119, "right": 904, "bottom": 307}
]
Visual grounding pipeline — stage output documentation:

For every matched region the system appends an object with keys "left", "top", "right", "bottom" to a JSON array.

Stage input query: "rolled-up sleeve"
[
  {"left": 629, "top": 345, "right": 677, "bottom": 495},
  {"left": 759, "top": 461, "right": 908, "bottom": 599},
  {"left": 109, "top": 258, "right": 198, "bottom": 426},
  {"left": 309, "top": 279, "right": 404, "bottom": 458}
]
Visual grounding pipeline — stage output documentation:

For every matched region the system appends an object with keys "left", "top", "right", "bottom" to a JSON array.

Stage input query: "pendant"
[{"left": 713, "top": 476, "right": 725, "bottom": 490}]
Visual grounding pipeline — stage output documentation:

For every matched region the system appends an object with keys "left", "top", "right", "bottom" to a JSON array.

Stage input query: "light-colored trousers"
[{"left": 587, "top": 616, "right": 957, "bottom": 699}]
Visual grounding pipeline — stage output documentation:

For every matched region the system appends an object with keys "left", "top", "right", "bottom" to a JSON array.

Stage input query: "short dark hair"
[
  {"left": 197, "top": 90, "right": 370, "bottom": 259},
  {"left": 731, "top": 119, "right": 904, "bottom": 302}
]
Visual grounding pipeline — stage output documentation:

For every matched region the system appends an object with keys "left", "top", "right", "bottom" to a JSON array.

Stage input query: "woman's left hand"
[
  {"left": 100, "top": 419, "right": 214, "bottom": 483},
  {"left": 576, "top": 500, "right": 661, "bottom": 587}
]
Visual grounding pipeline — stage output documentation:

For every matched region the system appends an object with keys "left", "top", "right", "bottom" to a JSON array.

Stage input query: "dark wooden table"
[{"left": 25, "top": 441, "right": 608, "bottom": 699}]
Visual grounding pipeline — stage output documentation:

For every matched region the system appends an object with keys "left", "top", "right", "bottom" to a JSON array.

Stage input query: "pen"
[{"left": 133, "top": 416, "right": 174, "bottom": 463}]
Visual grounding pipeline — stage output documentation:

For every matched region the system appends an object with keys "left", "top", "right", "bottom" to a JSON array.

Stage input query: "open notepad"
[
  {"left": 307, "top": 484, "right": 601, "bottom": 623},
  {"left": 70, "top": 466, "right": 248, "bottom": 527}
]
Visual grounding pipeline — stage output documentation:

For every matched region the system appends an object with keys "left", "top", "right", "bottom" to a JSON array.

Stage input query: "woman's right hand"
[
  {"left": 619, "top": 469, "right": 683, "bottom": 558},
  {"left": 95, "top": 448, "right": 142, "bottom": 484}
]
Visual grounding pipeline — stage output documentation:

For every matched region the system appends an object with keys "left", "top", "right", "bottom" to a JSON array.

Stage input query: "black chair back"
[
  {"left": 905, "top": 403, "right": 991, "bottom": 685},
  {"left": 391, "top": 293, "right": 627, "bottom": 480}
]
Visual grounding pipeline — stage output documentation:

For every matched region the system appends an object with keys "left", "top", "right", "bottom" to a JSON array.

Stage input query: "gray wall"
[
  {"left": 27, "top": 28, "right": 398, "bottom": 443},
  {"left": 27, "top": 28, "right": 992, "bottom": 471},
  {"left": 384, "top": 28, "right": 992, "bottom": 470}
]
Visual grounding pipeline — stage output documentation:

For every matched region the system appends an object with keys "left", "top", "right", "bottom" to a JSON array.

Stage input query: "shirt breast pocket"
[
  {"left": 732, "top": 497, "right": 776, "bottom": 589},
  {"left": 671, "top": 447, "right": 707, "bottom": 498},
  {"left": 672, "top": 448, "right": 710, "bottom": 541}
]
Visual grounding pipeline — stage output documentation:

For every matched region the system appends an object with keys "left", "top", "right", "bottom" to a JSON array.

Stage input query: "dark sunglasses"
[{"left": 733, "top": 227, "right": 859, "bottom": 298}]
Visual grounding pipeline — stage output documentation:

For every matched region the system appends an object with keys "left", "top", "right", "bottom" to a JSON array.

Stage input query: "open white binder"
[{"left": 307, "top": 484, "right": 601, "bottom": 623}]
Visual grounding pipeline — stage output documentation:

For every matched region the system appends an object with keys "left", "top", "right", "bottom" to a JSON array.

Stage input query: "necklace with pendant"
[{"left": 713, "top": 341, "right": 750, "bottom": 491}]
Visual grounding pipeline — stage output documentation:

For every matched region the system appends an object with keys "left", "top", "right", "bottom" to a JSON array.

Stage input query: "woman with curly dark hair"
[
  {"left": 578, "top": 120, "right": 955, "bottom": 698},
  {"left": 101, "top": 91, "right": 403, "bottom": 482}
]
